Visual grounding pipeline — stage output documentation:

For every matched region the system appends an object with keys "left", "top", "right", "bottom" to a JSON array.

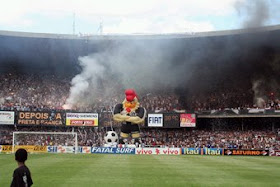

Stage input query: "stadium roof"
[{"left": 0, "top": 24, "right": 280, "bottom": 40}]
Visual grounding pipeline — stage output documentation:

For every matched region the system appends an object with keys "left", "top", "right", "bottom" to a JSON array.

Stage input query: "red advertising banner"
[
  {"left": 270, "top": 150, "right": 280, "bottom": 156},
  {"left": 224, "top": 149, "right": 269, "bottom": 156},
  {"left": 180, "top": 113, "right": 196, "bottom": 127}
]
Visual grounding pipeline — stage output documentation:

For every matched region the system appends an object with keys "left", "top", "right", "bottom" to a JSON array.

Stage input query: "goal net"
[{"left": 12, "top": 131, "right": 78, "bottom": 154}]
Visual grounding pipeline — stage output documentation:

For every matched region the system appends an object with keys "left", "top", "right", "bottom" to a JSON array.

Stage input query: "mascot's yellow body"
[{"left": 113, "top": 89, "right": 146, "bottom": 143}]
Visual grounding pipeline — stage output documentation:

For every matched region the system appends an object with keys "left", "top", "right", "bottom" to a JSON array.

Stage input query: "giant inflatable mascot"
[{"left": 113, "top": 89, "right": 146, "bottom": 144}]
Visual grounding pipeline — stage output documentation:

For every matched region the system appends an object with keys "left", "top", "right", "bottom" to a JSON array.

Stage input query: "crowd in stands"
[
  {"left": 1, "top": 72, "right": 280, "bottom": 113},
  {"left": 140, "top": 129, "right": 280, "bottom": 150},
  {"left": 0, "top": 73, "right": 70, "bottom": 111},
  {"left": 1, "top": 125, "right": 279, "bottom": 150},
  {"left": 1, "top": 72, "right": 280, "bottom": 151}
]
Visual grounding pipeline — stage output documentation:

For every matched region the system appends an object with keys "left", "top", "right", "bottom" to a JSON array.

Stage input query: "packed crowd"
[
  {"left": 1, "top": 72, "right": 280, "bottom": 113},
  {"left": 140, "top": 129, "right": 280, "bottom": 150},
  {"left": 1, "top": 126, "right": 279, "bottom": 150},
  {"left": 0, "top": 73, "right": 70, "bottom": 111},
  {"left": 0, "top": 126, "right": 105, "bottom": 147}
]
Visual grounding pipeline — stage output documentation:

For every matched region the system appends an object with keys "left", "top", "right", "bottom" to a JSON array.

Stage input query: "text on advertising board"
[
  {"left": 0, "top": 111, "right": 15, "bottom": 125},
  {"left": 135, "top": 148, "right": 181, "bottom": 155},
  {"left": 225, "top": 149, "right": 269, "bottom": 156},
  {"left": 163, "top": 113, "right": 180, "bottom": 128},
  {"left": 180, "top": 113, "right": 196, "bottom": 127},
  {"left": 66, "top": 113, "right": 98, "bottom": 127},
  {"left": 148, "top": 114, "right": 163, "bottom": 127},
  {"left": 183, "top": 148, "right": 201, "bottom": 155},
  {"left": 91, "top": 147, "right": 135, "bottom": 154},
  {"left": 17, "top": 112, "right": 64, "bottom": 126}
]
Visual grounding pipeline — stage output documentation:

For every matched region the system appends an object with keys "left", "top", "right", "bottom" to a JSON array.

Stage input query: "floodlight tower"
[
  {"left": 73, "top": 12, "right": 76, "bottom": 35},
  {"left": 97, "top": 21, "right": 103, "bottom": 35}
]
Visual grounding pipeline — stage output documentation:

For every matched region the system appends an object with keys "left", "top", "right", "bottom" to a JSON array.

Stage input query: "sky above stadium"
[{"left": 0, "top": 0, "right": 279, "bottom": 35}]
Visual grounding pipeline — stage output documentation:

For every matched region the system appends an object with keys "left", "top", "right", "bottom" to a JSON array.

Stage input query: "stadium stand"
[{"left": 0, "top": 26, "right": 280, "bottom": 150}]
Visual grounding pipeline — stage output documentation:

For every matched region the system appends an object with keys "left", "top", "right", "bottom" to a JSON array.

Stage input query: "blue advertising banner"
[
  {"left": 203, "top": 148, "right": 224, "bottom": 155},
  {"left": 47, "top": 146, "right": 58, "bottom": 153},
  {"left": 183, "top": 148, "right": 223, "bottom": 155},
  {"left": 183, "top": 148, "right": 202, "bottom": 155},
  {"left": 91, "top": 147, "right": 135, "bottom": 154}
]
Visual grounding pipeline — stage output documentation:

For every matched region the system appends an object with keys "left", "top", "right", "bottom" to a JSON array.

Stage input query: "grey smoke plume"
[
  {"left": 65, "top": 30, "right": 280, "bottom": 109},
  {"left": 252, "top": 80, "right": 266, "bottom": 107},
  {"left": 65, "top": 55, "right": 105, "bottom": 107},
  {"left": 250, "top": 49, "right": 280, "bottom": 107},
  {"left": 65, "top": 41, "right": 190, "bottom": 108},
  {"left": 235, "top": 0, "right": 270, "bottom": 28},
  {"left": 0, "top": 97, "right": 4, "bottom": 105}
]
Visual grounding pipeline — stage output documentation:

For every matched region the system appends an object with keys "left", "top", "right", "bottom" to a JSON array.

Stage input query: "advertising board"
[
  {"left": 17, "top": 111, "right": 64, "bottom": 126},
  {"left": 66, "top": 113, "right": 98, "bottom": 127},
  {"left": 203, "top": 148, "right": 223, "bottom": 155},
  {"left": 163, "top": 113, "right": 180, "bottom": 128},
  {"left": 270, "top": 150, "right": 280, "bottom": 156},
  {"left": 148, "top": 114, "right": 163, "bottom": 127},
  {"left": 0, "top": 145, "right": 12, "bottom": 153},
  {"left": 91, "top": 147, "right": 135, "bottom": 154},
  {"left": 14, "top": 145, "right": 47, "bottom": 153},
  {"left": 135, "top": 148, "right": 181, "bottom": 155},
  {"left": 180, "top": 113, "right": 196, "bottom": 127},
  {"left": 183, "top": 148, "right": 202, "bottom": 155},
  {"left": 0, "top": 111, "right": 14, "bottom": 125},
  {"left": 224, "top": 149, "right": 269, "bottom": 156}
]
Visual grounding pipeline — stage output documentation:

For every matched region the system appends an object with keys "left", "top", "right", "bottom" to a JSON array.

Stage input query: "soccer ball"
[{"left": 104, "top": 131, "right": 118, "bottom": 144}]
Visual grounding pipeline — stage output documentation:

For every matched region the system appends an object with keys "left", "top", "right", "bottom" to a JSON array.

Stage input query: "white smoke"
[
  {"left": 0, "top": 97, "right": 4, "bottom": 105},
  {"left": 65, "top": 55, "right": 106, "bottom": 108},
  {"left": 252, "top": 79, "right": 266, "bottom": 108},
  {"left": 64, "top": 40, "right": 192, "bottom": 108}
]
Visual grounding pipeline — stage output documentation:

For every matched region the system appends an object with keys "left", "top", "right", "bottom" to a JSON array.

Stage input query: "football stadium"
[{"left": 1, "top": 1, "right": 280, "bottom": 186}]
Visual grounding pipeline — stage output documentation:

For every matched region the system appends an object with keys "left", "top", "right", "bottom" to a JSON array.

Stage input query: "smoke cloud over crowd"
[
  {"left": 65, "top": 30, "right": 280, "bottom": 109},
  {"left": 65, "top": 40, "right": 191, "bottom": 108}
]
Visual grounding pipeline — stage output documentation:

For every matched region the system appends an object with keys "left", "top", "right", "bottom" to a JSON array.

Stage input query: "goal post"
[{"left": 12, "top": 131, "right": 78, "bottom": 154}]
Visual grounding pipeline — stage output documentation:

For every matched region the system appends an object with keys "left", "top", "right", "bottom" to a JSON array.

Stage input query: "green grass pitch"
[{"left": 1, "top": 154, "right": 280, "bottom": 187}]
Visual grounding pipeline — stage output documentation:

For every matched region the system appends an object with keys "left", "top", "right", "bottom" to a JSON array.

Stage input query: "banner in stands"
[
  {"left": 183, "top": 148, "right": 223, "bottom": 155},
  {"left": 91, "top": 147, "right": 135, "bottom": 154},
  {"left": 17, "top": 111, "right": 64, "bottom": 126},
  {"left": 203, "top": 148, "right": 224, "bottom": 155},
  {"left": 0, "top": 111, "right": 14, "bottom": 125},
  {"left": 224, "top": 149, "right": 269, "bottom": 156},
  {"left": 183, "top": 148, "right": 202, "bottom": 155},
  {"left": 14, "top": 145, "right": 47, "bottom": 153},
  {"left": 80, "top": 146, "right": 91, "bottom": 154},
  {"left": 269, "top": 150, "right": 280, "bottom": 156},
  {"left": 163, "top": 113, "right": 180, "bottom": 128},
  {"left": 180, "top": 113, "right": 196, "bottom": 127},
  {"left": 57, "top": 146, "right": 75, "bottom": 153},
  {"left": 66, "top": 113, "right": 98, "bottom": 127},
  {"left": 135, "top": 148, "right": 181, "bottom": 155},
  {"left": 148, "top": 114, "right": 163, "bottom": 127},
  {"left": 0, "top": 145, "right": 12, "bottom": 153},
  {"left": 47, "top": 146, "right": 58, "bottom": 153}
]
